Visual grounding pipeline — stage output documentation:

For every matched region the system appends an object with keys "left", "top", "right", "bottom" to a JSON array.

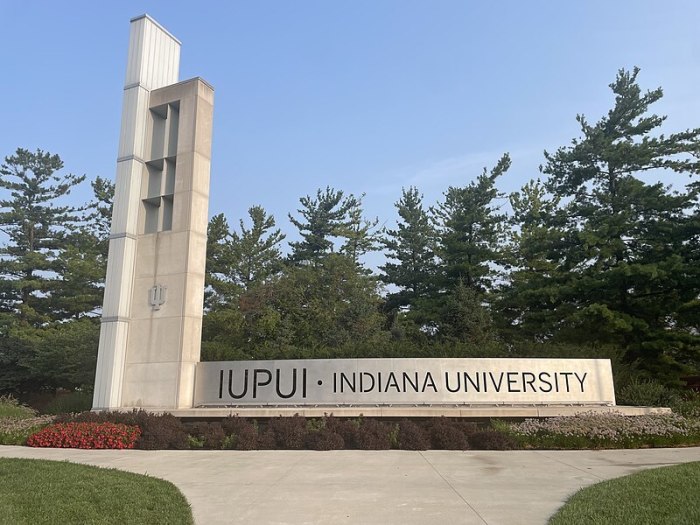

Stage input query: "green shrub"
[
  {"left": 184, "top": 422, "right": 226, "bottom": 449},
  {"left": 617, "top": 379, "right": 675, "bottom": 407},
  {"left": 669, "top": 391, "right": 700, "bottom": 418},
  {"left": 356, "top": 419, "right": 392, "bottom": 450},
  {"left": 42, "top": 391, "right": 93, "bottom": 415},
  {"left": 467, "top": 430, "right": 519, "bottom": 450},
  {"left": 427, "top": 418, "right": 469, "bottom": 450},
  {"left": 396, "top": 419, "right": 430, "bottom": 450},
  {"left": 305, "top": 429, "right": 345, "bottom": 450},
  {"left": 187, "top": 435, "right": 204, "bottom": 448},
  {"left": 266, "top": 415, "right": 308, "bottom": 449}
]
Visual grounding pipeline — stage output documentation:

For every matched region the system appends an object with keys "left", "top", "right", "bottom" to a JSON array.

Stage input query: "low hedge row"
[
  {"left": 40, "top": 410, "right": 700, "bottom": 451},
  {"left": 55, "top": 411, "right": 518, "bottom": 451}
]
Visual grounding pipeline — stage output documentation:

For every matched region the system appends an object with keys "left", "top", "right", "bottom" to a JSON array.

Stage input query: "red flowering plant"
[{"left": 27, "top": 422, "right": 141, "bottom": 449}]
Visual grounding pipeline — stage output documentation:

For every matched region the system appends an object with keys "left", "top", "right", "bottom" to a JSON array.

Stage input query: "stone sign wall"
[{"left": 194, "top": 358, "right": 616, "bottom": 406}]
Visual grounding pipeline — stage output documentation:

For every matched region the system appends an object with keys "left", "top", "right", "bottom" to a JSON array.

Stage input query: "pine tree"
[
  {"left": 495, "top": 179, "right": 566, "bottom": 340},
  {"left": 205, "top": 207, "right": 285, "bottom": 309},
  {"left": 231, "top": 205, "right": 285, "bottom": 288},
  {"left": 380, "top": 187, "right": 438, "bottom": 312},
  {"left": 439, "top": 279, "right": 498, "bottom": 346},
  {"left": 0, "top": 148, "right": 86, "bottom": 325},
  {"left": 204, "top": 213, "right": 239, "bottom": 309},
  {"left": 432, "top": 153, "right": 511, "bottom": 293},
  {"left": 266, "top": 253, "right": 386, "bottom": 351},
  {"left": 338, "top": 193, "right": 380, "bottom": 269},
  {"left": 288, "top": 187, "right": 355, "bottom": 264},
  {"left": 51, "top": 176, "right": 114, "bottom": 319},
  {"left": 0, "top": 148, "right": 104, "bottom": 394},
  {"left": 539, "top": 67, "right": 700, "bottom": 379},
  {"left": 202, "top": 208, "right": 285, "bottom": 354}
]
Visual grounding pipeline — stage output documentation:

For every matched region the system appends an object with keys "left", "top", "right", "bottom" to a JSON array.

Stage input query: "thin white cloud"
[{"left": 369, "top": 145, "right": 547, "bottom": 201}]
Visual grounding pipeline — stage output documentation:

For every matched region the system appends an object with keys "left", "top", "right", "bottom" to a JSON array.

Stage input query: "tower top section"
[
  {"left": 124, "top": 14, "right": 181, "bottom": 90},
  {"left": 129, "top": 14, "right": 182, "bottom": 44}
]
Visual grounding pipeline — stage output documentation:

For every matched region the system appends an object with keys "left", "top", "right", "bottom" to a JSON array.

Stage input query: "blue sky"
[{"left": 2, "top": 1, "right": 699, "bottom": 259}]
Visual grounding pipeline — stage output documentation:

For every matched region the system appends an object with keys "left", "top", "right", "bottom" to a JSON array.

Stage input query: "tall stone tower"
[{"left": 93, "top": 15, "right": 213, "bottom": 410}]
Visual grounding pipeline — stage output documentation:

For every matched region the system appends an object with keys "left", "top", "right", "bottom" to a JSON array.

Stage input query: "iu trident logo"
[{"left": 149, "top": 284, "right": 167, "bottom": 310}]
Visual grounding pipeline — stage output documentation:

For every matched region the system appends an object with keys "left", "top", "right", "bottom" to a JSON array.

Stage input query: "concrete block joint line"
[{"left": 1, "top": 446, "right": 698, "bottom": 524}]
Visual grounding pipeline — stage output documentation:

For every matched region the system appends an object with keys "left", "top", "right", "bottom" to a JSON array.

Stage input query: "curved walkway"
[{"left": 1, "top": 446, "right": 698, "bottom": 524}]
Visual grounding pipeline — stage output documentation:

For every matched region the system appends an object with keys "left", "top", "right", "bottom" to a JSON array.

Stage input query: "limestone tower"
[{"left": 92, "top": 15, "right": 213, "bottom": 410}]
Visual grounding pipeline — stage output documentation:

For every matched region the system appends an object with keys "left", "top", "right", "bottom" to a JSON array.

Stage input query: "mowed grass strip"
[
  {"left": 0, "top": 458, "right": 193, "bottom": 525},
  {"left": 549, "top": 461, "right": 700, "bottom": 525}
]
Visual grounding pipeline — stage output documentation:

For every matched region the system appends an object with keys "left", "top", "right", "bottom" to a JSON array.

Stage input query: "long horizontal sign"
[{"left": 194, "top": 358, "right": 616, "bottom": 406}]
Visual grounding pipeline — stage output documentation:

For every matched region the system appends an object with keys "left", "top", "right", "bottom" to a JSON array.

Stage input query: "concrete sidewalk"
[{"left": 1, "top": 446, "right": 698, "bottom": 524}]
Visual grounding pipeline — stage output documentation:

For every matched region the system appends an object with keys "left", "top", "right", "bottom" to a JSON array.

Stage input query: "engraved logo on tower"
[{"left": 149, "top": 284, "right": 167, "bottom": 310}]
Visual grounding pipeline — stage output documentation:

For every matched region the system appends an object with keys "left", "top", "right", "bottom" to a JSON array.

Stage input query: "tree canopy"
[{"left": 3, "top": 67, "right": 699, "bottom": 396}]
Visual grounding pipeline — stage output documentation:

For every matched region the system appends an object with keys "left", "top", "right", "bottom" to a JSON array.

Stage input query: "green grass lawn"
[
  {"left": 549, "top": 461, "right": 700, "bottom": 525},
  {"left": 0, "top": 458, "right": 193, "bottom": 525}
]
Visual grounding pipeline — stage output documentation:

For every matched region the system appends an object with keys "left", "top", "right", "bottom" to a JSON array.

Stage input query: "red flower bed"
[{"left": 27, "top": 422, "right": 141, "bottom": 449}]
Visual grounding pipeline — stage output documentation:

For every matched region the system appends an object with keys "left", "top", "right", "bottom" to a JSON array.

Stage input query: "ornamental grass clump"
[
  {"left": 0, "top": 415, "right": 54, "bottom": 445},
  {"left": 0, "top": 395, "right": 37, "bottom": 420},
  {"left": 508, "top": 411, "right": 700, "bottom": 449},
  {"left": 27, "top": 422, "right": 141, "bottom": 449}
]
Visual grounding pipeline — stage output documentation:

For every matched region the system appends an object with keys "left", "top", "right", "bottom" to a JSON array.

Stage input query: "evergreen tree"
[
  {"left": 288, "top": 187, "right": 355, "bottom": 264},
  {"left": 204, "top": 207, "right": 285, "bottom": 310},
  {"left": 266, "top": 253, "right": 386, "bottom": 351},
  {"left": 539, "top": 68, "right": 700, "bottom": 379},
  {"left": 495, "top": 179, "right": 566, "bottom": 340},
  {"left": 432, "top": 153, "right": 511, "bottom": 293},
  {"left": 230, "top": 205, "right": 285, "bottom": 288},
  {"left": 51, "top": 177, "right": 114, "bottom": 319},
  {"left": 204, "top": 213, "right": 240, "bottom": 309},
  {"left": 0, "top": 148, "right": 86, "bottom": 324},
  {"left": 380, "top": 187, "right": 438, "bottom": 313},
  {"left": 338, "top": 193, "right": 380, "bottom": 269},
  {"left": 0, "top": 149, "right": 107, "bottom": 394},
  {"left": 439, "top": 279, "right": 499, "bottom": 347},
  {"left": 86, "top": 176, "right": 114, "bottom": 249},
  {"left": 202, "top": 208, "right": 285, "bottom": 353}
]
